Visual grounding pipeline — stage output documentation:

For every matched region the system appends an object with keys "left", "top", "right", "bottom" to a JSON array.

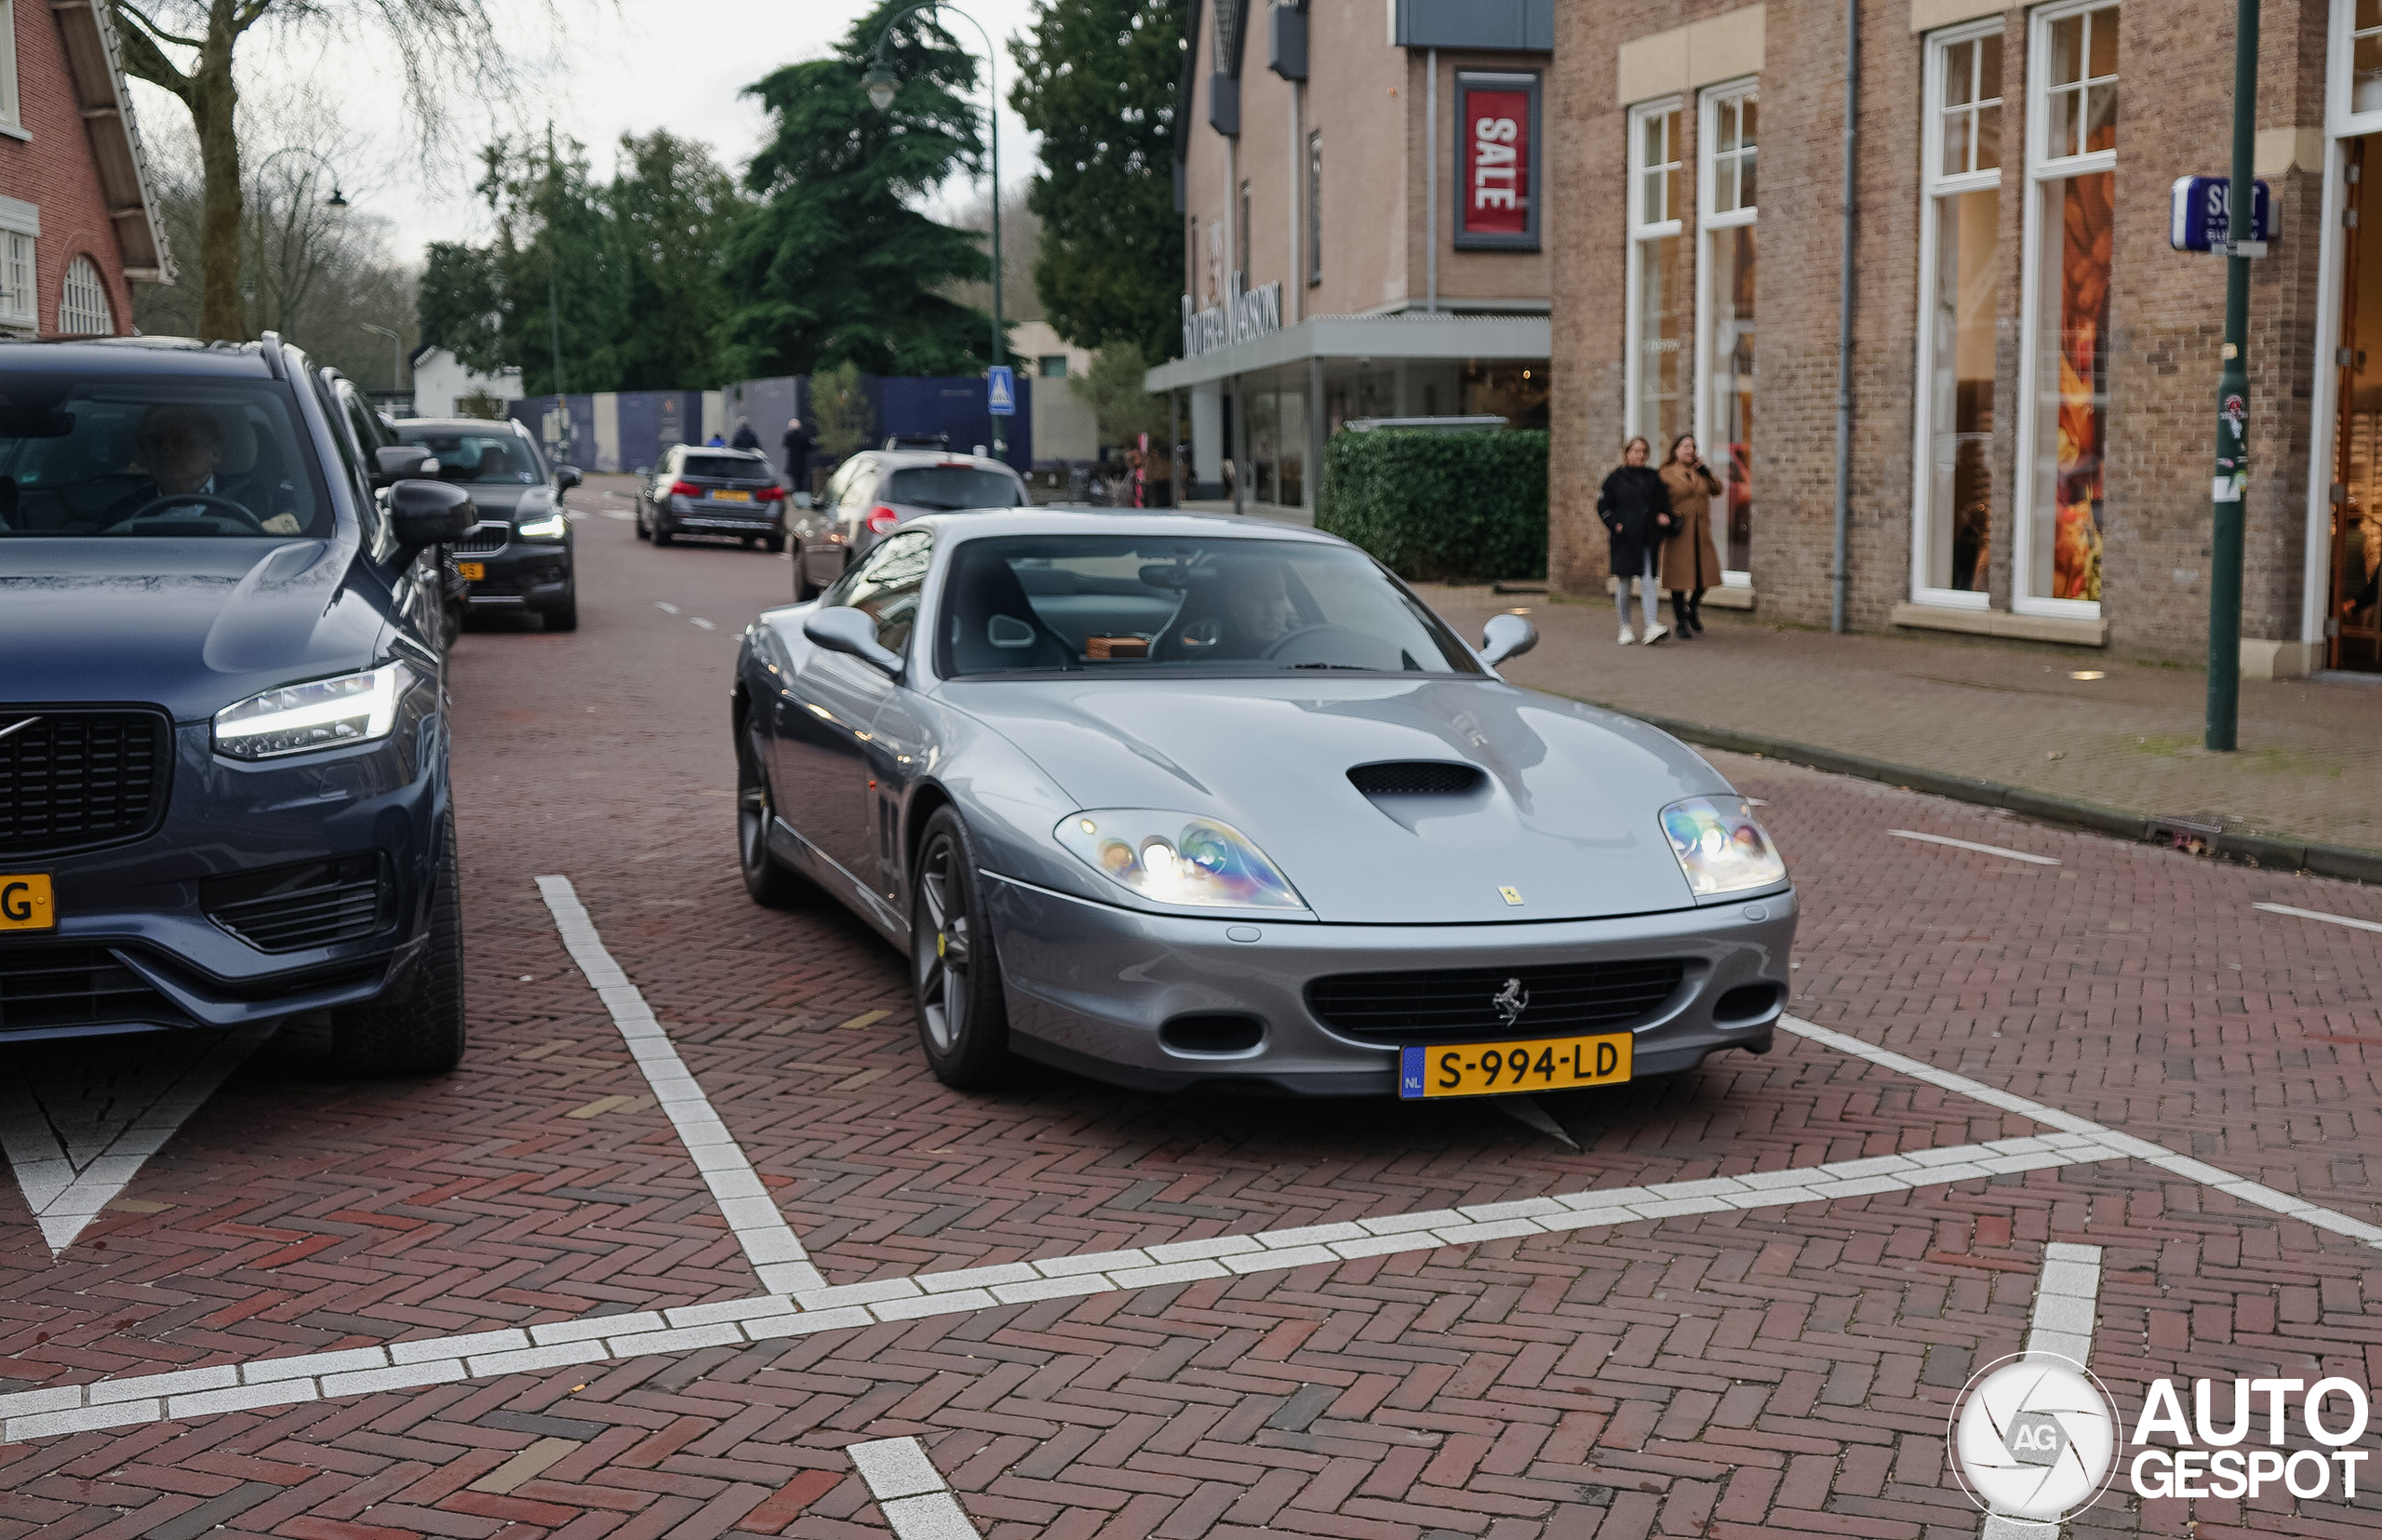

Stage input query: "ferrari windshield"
[
  {"left": 0, "top": 377, "right": 331, "bottom": 538},
  {"left": 938, "top": 534, "right": 1484, "bottom": 677}
]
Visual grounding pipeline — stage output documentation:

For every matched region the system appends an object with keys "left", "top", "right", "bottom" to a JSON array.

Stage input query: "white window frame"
[
  {"left": 1695, "top": 77, "right": 1758, "bottom": 586},
  {"left": 2332, "top": 0, "right": 2382, "bottom": 134},
  {"left": 0, "top": 0, "right": 20, "bottom": 134},
  {"left": 59, "top": 253, "right": 111, "bottom": 335},
  {"left": 1624, "top": 96, "right": 1683, "bottom": 445},
  {"left": 1909, "top": 20, "right": 2005, "bottom": 610},
  {"left": 0, "top": 195, "right": 38, "bottom": 333},
  {"left": 2012, "top": 0, "right": 2118, "bottom": 619}
]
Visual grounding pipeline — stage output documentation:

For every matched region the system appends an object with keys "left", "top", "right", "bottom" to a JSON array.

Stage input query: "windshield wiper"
[{"left": 1287, "top": 662, "right": 1373, "bottom": 670}]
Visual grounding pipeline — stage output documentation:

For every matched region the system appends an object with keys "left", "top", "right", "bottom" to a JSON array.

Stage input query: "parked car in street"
[
  {"left": 0, "top": 334, "right": 478, "bottom": 1073},
  {"left": 789, "top": 448, "right": 1025, "bottom": 600},
  {"left": 636, "top": 444, "right": 785, "bottom": 550},
  {"left": 391, "top": 417, "right": 582, "bottom": 633},
  {"left": 732, "top": 511, "right": 1794, "bottom": 1096}
]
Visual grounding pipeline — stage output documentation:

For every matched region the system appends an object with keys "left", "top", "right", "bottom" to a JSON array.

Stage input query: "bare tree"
[
  {"left": 109, "top": 0, "right": 545, "bottom": 341},
  {"left": 939, "top": 181, "right": 1041, "bottom": 325}
]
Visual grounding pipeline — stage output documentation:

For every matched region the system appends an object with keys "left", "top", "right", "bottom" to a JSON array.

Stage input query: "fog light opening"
[
  {"left": 1159, "top": 1013, "right": 1265, "bottom": 1056},
  {"left": 1712, "top": 983, "right": 1784, "bottom": 1028}
]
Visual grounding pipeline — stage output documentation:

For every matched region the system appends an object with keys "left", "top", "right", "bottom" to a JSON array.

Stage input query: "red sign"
[{"left": 1462, "top": 87, "right": 1531, "bottom": 237}]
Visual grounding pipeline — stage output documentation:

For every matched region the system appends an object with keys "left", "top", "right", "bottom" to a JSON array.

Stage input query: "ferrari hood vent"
[{"left": 1347, "top": 761, "right": 1482, "bottom": 797}]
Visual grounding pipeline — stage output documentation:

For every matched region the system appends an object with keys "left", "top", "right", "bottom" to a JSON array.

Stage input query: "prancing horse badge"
[{"left": 1498, "top": 886, "right": 1523, "bottom": 905}]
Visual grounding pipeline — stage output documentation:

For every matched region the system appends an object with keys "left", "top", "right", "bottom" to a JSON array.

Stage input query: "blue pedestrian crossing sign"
[{"left": 986, "top": 365, "right": 1016, "bottom": 416}]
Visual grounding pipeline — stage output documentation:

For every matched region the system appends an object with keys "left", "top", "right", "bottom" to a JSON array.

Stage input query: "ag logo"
[{"left": 1948, "top": 1356, "right": 2119, "bottom": 1521}]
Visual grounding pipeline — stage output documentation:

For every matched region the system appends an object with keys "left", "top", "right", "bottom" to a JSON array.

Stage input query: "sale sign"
[{"left": 1457, "top": 78, "right": 1536, "bottom": 245}]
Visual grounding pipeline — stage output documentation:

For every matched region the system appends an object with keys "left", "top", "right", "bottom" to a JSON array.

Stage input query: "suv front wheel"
[{"left": 333, "top": 810, "right": 466, "bottom": 1074}]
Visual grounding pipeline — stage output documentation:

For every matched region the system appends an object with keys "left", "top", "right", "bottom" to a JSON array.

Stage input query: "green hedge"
[{"left": 1317, "top": 428, "right": 1547, "bottom": 583}]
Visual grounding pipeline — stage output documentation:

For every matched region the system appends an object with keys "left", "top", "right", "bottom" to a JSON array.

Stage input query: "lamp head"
[
  {"left": 325, "top": 186, "right": 349, "bottom": 208},
  {"left": 863, "top": 62, "right": 899, "bottom": 112}
]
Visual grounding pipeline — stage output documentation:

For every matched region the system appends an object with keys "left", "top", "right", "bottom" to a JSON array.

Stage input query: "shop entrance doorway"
[{"left": 2332, "top": 137, "right": 2382, "bottom": 672}]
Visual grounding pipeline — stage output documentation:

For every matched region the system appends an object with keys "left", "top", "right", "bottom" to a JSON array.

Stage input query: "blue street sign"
[
  {"left": 2170, "top": 175, "right": 2272, "bottom": 251},
  {"left": 986, "top": 365, "right": 1016, "bottom": 416}
]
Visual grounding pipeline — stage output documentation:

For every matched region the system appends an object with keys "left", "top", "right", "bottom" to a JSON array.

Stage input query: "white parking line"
[
  {"left": 655, "top": 601, "right": 680, "bottom": 614},
  {"left": 535, "top": 877, "right": 823, "bottom": 1296},
  {"left": 849, "top": 1438, "right": 984, "bottom": 1539},
  {"left": 1980, "top": 1242, "right": 2104, "bottom": 1540},
  {"left": 1889, "top": 829, "right": 2062, "bottom": 865},
  {"left": 2254, "top": 902, "right": 2382, "bottom": 935},
  {"left": 690, "top": 618, "right": 716, "bottom": 631}
]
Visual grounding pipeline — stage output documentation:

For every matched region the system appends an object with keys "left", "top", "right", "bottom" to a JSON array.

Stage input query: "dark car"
[
  {"left": 636, "top": 444, "right": 785, "bottom": 550},
  {"left": 0, "top": 334, "right": 479, "bottom": 1073},
  {"left": 789, "top": 449, "right": 1024, "bottom": 600},
  {"left": 392, "top": 417, "right": 583, "bottom": 632}
]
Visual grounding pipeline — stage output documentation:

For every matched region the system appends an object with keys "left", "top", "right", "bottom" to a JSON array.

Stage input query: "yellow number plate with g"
[
  {"left": 712, "top": 489, "right": 751, "bottom": 502},
  {"left": 1398, "top": 1032, "right": 1632, "bottom": 1099},
  {"left": 0, "top": 874, "right": 55, "bottom": 931},
  {"left": 456, "top": 560, "right": 486, "bottom": 582}
]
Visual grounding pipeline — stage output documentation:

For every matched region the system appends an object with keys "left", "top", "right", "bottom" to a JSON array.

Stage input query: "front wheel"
[
  {"left": 794, "top": 554, "right": 822, "bottom": 602},
  {"left": 333, "top": 810, "right": 466, "bottom": 1074},
  {"left": 737, "top": 707, "right": 809, "bottom": 907},
  {"left": 911, "top": 807, "right": 1013, "bottom": 1089},
  {"left": 763, "top": 533, "right": 786, "bottom": 555}
]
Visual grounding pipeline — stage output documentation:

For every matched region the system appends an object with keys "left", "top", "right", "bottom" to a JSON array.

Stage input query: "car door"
[
  {"left": 773, "top": 528, "right": 933, "bottom": 893},
  {"left": 331, "top": 378, "right": 445, "bottom": 648}
]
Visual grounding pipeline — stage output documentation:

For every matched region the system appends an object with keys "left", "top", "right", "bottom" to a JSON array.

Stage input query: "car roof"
[
  {"left": 0, "top": 336, "right": 276, "bottom": 379},
  {"left": 394, "top": 418, "right": 529, "bottom": 435},
  {"left": 866, "top": 449, "right": 1022, "bottom": 475},
  {"left": 911, "top": 507, "right": 1345, "bottom": 546}
]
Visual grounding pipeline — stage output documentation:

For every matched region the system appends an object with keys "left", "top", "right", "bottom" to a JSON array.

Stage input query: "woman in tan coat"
[{"left": 1656, "top": 433, "right": 1724, "bottom": 637}]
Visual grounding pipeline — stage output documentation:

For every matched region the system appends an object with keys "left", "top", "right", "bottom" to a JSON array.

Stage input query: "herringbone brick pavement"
[{"left": 2, "top": 491, "right": 2377, "bottom": 1534}]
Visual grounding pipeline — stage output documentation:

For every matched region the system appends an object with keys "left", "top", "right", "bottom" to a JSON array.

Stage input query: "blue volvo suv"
[{"left": 0, "top": 335, "right": 478, "bottom": 1072}]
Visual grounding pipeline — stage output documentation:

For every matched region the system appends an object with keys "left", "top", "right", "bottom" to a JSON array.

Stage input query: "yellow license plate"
[
  {"left": 0, "top": 874, "right": 55, "bottom": 931},
  {"left": 456, "top": 560, "right": 486, "bottom": 581},
  {"left": 1398, "top": 1032, "right": 1632, "bottom": 1099},
  {"left": 712, "top": 489, "right": 751, "bottom": 502}
]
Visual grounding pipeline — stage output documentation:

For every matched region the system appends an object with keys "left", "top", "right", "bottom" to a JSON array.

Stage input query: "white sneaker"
[
  {"left": 1641, "top": 623, "right": 1670, "bottom": 646},
  {"left": 1617, "top": 627, "right": 1635, "bottom": 645}
]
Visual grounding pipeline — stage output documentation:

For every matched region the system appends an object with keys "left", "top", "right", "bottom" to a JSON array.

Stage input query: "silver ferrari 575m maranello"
[{"left": 730, "top": 509, "right": 1794, "bottom": 1100}]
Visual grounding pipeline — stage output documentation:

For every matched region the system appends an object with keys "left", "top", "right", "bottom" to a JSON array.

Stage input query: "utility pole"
[
  {"left": 545, "top": 124, "right": 567, "bottom": 402},
  {"left": 2205, "top": 0, "right": 2256, "bottom": 750}
]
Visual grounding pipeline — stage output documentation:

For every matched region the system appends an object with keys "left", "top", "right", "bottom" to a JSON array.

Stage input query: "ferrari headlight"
[
  {"left": 213, "top": 662, "right": 414, "bottom": 760},
  {"left": 516, "top": 512, "right": 569, "bottom": 540},
  {"left": 1660, "top": 796, "right": 1786, "bottom": 896},
  {"left": 1055, "top": 810, "right": 1305, "bottom": 910}
]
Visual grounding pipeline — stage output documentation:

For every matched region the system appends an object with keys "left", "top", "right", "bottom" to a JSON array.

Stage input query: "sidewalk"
[{"left": 1416, "top": 583, "right": 2382, "bottom": 864}]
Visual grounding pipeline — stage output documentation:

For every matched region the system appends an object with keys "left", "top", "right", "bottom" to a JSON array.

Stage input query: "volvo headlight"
[
  {"left": 1055, "top": 810, "right": 1305, "bottom": 910},
  {"left": 516, "top": 512, "right": 569, "bottom": 540},
  {"left": 1661, "top": 796, "right": 1786, "bottom": 896},
  {"left": 213, "top": 662, "right": 414, "bottom": 760}
]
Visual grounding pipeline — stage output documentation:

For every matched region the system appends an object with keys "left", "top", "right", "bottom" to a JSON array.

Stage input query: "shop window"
[
  {"left": 2348, "top": 0, "right": 2382, "bottom": 119},
  {"left": 1911, "top": 23, "right": 2004, "bottom": 606},
  {"left": 1625, "top": 99, "right": 1683, "bottom": 448},
  {"left": 1698, "top": 81, "right": 1757, "bottom": 578},
  {"left": 1238, "top": 180, "right": 1251, "bottom": 283},
  {"left": 1306, "top": 131, "right": 1322, "bottom": 286},
  {"left": 2016, "top": 0, "right": 2117, "bottom": 614},
  {"left": 1453, "top": 72, "right": 1541, "bottom": 250},
  {"left": 1037, "top": 355, "right": 1068, "bottom": 378},
  {"left": 59, "top": 254, "right": 112, "bottom": 335}
]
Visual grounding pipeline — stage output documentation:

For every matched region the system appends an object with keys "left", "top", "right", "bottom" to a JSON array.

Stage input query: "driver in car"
[
  {"left": 103, "top": 405, "right": 298, "bottom": 533},
  {"left": 1225, "top": 562, "right": 1300, "bottom": 650}
]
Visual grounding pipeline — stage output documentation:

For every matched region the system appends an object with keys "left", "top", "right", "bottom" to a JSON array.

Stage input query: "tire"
[
  {"left": 652, "top": 515, "right": 675, "bottom": 547},
  {"left": 545, "top": 591, "right": 578, "bottom": 633},
  {"left": 334, "top": 811, "right": 466, "bottom": 1075},
  {"left": 635, "top": 501, "right": 650, "bottom": 540},
  {"left": 737, "top": 705, "right": 810, "bottom": 908},
  {"left": 764, "top": 534, "right": 786, "bottom": 555},
  {"left": 794, "top": 555, "right": 821, "bottom": 602},
  {"left": 910, "top": 807, "right": 1013, "bottom": 1089}
]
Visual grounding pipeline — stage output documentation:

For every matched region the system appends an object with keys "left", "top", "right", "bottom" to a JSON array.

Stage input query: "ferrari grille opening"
[
  {"left": 1307, "top": 959, "right": 1689, "bottom": 1044},
  {"left": 1346, "top": 761, "right": 1482, "bottom": 797},
  {"left": 1159, "top": 1012, "right": 1265, "bottom": 1055},
  {"left": 1712, "top": 982, "right": 1785, "bottom": 1026}
]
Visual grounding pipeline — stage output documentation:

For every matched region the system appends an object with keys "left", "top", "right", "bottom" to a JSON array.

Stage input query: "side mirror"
[
  {"left": 554, "top": 464, "right": 583, "bottom": 492},
  {"left": 1479, "top": 612, "right": 1538, "bottom": 667},
  {"left": 803, "top": 605, "right": 903, "bottom": 676},
  {"left": 388, "top": 479, "right": 477, "bottom": 558},
  {"left": 373, "top": 445, "right": 437, "bottom": 489}
]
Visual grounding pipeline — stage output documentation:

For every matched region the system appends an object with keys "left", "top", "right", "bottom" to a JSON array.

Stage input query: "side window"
[
  {"left": 828, "top": 529, "right": 932, "bottom": 653},
  {"left": 331, "top": 381, "right": 391, "bottom": 550}
]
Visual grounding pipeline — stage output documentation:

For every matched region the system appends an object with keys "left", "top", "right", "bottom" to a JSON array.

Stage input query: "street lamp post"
[
  {"left": 243, "top": 147, "right": 348, "bottom": 338},
  {"left": 362, "top": 323, "right": 403, "bottom": 395},
  {"left": 2204, "top": 0, "right": 2257, "bottom": 751},
  {"left": 863, "top": 3, "right": 1004, "bottom": 459}
]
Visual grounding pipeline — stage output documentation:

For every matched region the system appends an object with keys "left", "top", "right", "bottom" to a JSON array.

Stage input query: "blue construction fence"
[{"left": 510, "top": 374, "right": 1033, "bottom": 484}]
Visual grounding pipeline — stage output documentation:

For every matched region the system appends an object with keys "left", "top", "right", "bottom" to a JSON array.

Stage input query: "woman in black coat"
[{"left": 1597, "top": 436, "right": 1672, "bottom": 645}]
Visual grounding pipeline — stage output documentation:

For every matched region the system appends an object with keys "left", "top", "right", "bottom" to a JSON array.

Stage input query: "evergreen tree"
[
  {"left": 1010, "top": 0, "right": 1184, "bottom": 360},
  {"left": 611, "top": 132, "right": 749, "bottom": 390},
  {"left": 718, "top": 1, "right": 997, "bottom": 380},
  {"left": 419, "top": 242, "right": 505, "bottom": 373},
  {"left": 477, "top": 134, "right": 623, "bottom": 396}
]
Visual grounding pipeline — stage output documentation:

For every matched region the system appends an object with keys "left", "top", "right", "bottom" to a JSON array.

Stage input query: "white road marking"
[
  {"left": 2255, "top": 902, "right": 2382, "bottom": 935},
  {"left": 592, "top": 507, "right": 634, "bottom": 521},
  {"left": 849, "top": 1437, "right": 984, "bottom": 1539},
  {"left": 1780, "top": 1014, "right": 2382, "bottom": 1246},
  {"left": 0, "top": 1021, "right": 272, "bottom": 1253},
  {"left": 535, "top": 877, "right": 823, "bottom": 1295},
  {"left": 690, "top": 618, "right": 716, "bottom": 631},
  {"left": 654, "top": 601, "right": 680, "bottom": 614},
  {"left": 1979, "top": 1242, "right": 2104, "bottom": 1540},
  {"left": 1890, "top": 829, "right": 2062, "bottom": 865}
]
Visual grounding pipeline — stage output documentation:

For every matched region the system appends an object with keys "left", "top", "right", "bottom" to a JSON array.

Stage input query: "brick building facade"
[
  {"left": 0, "top": 0, "right": 167, "bottom": 338},
  {"left": 1550, "top": 1, "right": 2379, "bottom": 678}
]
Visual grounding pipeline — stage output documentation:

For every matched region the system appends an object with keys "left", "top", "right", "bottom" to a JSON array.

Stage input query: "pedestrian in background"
[
  {"left": 705, "top": 431, "right": 727, "bottom": 447},
  {"left": 1657, "top": 433, "right": 1724, "bottom": 639},
  {"left": 781, "top": 417, "right": 814, "bottom": 494},
  {"left": 730, "top": 419, "right": 761, "bottom": 452},
  {"left": 1597, "top": 435, "right": 1670, "bottom": 645}
]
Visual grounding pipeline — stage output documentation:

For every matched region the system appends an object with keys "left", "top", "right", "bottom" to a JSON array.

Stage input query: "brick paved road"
[{"left": 2, "top": 492, "right": 2378, "bottom": 1537}]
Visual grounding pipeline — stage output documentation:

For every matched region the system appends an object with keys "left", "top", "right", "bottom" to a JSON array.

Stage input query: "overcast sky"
[{"left": 127, "top": 0, "right": 1050, "bottom": 262}]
